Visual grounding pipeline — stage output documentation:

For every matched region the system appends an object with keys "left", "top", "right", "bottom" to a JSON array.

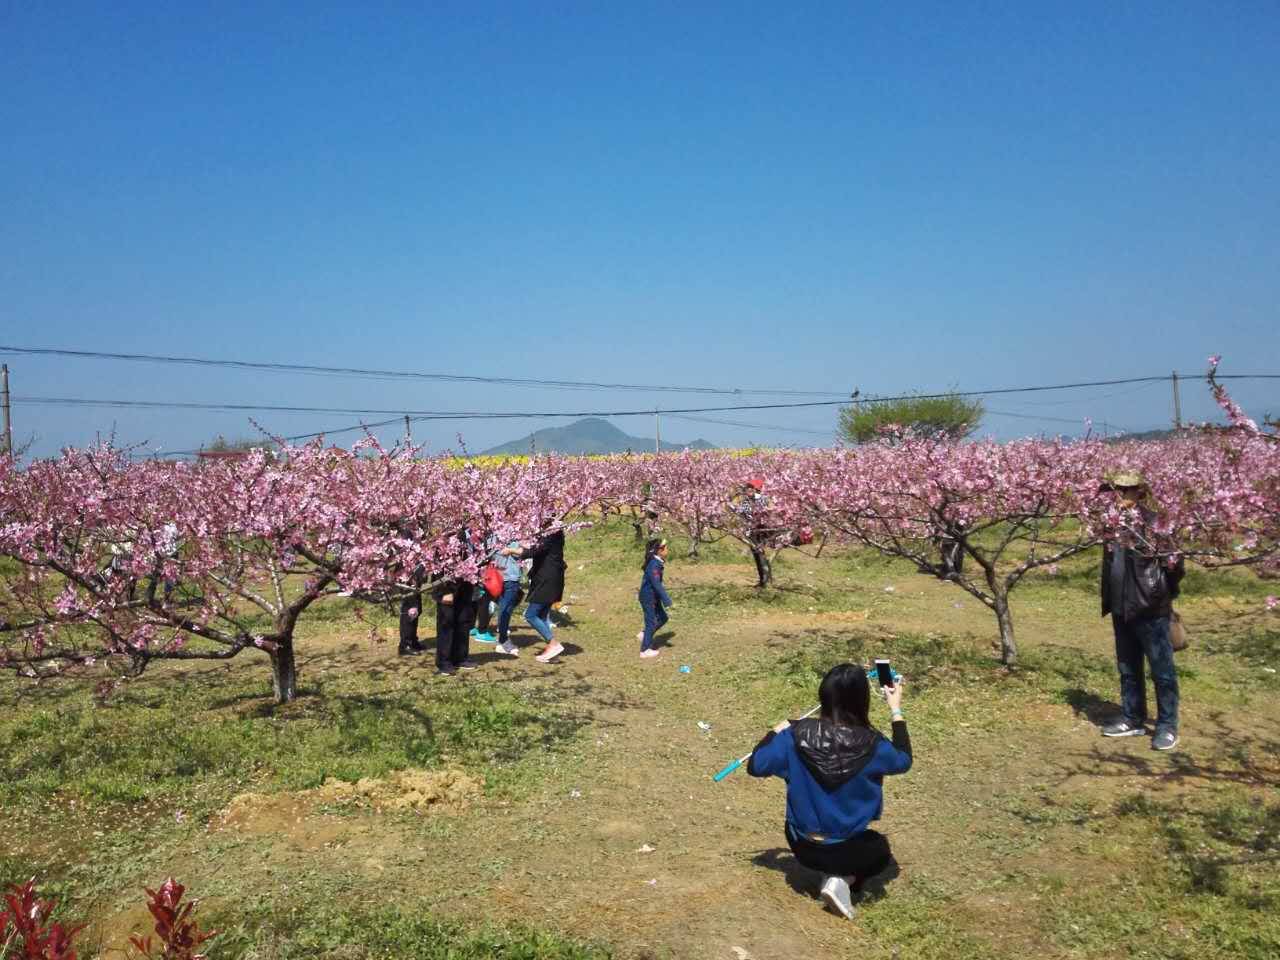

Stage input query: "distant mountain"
[
  {"left": 479, "top": 417, "right": 715, "bottom": 456},
  {"left": 1102, "top": 427, "right": 1182, "bottom": 444}
]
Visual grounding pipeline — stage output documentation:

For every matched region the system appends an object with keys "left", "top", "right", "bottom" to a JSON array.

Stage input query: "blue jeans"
[
  {"left": 496, "top": 581, "right": 521, "bottom": 643},
  {"left": 1113, "top": 615, "right": 1179, "bottom": 734},
  {"left": 640, "top": 599, "right": 669, "bottom": 651},
  {"left": 525, "top": 602, "right": 554, "bottom": 644}
]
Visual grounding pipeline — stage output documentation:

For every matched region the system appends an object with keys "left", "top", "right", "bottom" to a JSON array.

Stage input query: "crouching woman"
[{"left": 748, "top": 663, "right": 911, "bottom": 920}]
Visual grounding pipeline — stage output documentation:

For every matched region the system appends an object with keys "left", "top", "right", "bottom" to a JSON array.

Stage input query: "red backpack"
[{"left": 482, "top": 564, "right": 504, "bottom": 600}]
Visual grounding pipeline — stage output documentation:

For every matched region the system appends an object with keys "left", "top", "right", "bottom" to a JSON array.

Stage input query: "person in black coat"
[
  {"left": 433, "top": 529, "right": 480, "bottom": 676},
  {"left": 398, "top": 565, "right": 428, "bottom": 657},
  {"left": 505, "top": 524, "right": 567, "bottom": 663}
]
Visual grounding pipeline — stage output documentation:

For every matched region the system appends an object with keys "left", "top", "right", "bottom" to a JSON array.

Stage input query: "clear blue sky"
[{"left": 3, "top": 2, "right": 1277, "bottom": 457}]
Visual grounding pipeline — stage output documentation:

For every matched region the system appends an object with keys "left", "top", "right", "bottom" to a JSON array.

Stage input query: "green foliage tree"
[
  {"left": 838, "top": 392, "right": 984, "bottom": 444},
  {"left": 205, "top": 435, "right": 268, "bottom": 453}
]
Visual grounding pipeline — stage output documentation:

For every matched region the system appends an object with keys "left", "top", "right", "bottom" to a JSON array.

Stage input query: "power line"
[
  {"left": 15, "top": 373, "right": 1278, "bottom": 423},
  {"left": 666, "top": 412, "right": 834, "bottom": 438},
  {"left": 18, "top": 369, "right": 1279, "bottom": 459},
  {"left": 0, "top": 344, "right": 849, "bottom": 399},
  {"left": 983, "top": 408, "right": 1139, "bottom": 432}
]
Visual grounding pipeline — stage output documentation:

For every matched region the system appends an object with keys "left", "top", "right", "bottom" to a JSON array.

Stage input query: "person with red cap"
[{"left": 735, "top": 478, "right": 774, "bottom": 587}]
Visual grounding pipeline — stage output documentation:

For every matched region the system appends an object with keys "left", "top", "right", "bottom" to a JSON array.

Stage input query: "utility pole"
[
  {"left": 404, "top": 415, "right": 411, "bottom": 444},
  {"left": 1172, "top": 371, "right": 1182, "bottom": 431},
  {"left": 655, "top": 411, "right": 661, "bottom": 454},
  {"left": 1, "top": 363, "right": 11, "bottom": 459}
]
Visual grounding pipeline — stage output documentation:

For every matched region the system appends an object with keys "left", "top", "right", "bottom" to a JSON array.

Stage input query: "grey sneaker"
[
  {"left": 1152, "top": 730, "right": 1179, "bottom": 751},
  {"left": 1102, "top": 720, "right": 1146, "bottom": 737},
  {"left": 820, "top": 876, "right": 854, "bottom": 920},
  {"left": 457, "top": 659, "right": 480, "bottom": 671}
]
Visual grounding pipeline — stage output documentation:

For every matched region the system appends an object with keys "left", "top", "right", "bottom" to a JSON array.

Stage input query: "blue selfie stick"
[
  {"left": 712, "top": 704, "right": 820, "bottom": 782},
  {"left": 712, "top": 754, "right": 750, "bottom": 782}
]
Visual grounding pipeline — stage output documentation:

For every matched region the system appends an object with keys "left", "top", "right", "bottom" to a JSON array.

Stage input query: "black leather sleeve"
[{"left": 891, "top": 719, "right": 912, "bottom": 758}]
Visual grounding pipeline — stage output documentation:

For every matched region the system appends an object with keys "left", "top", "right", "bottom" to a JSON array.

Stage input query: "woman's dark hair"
[
  {"left": 818, "top": 663, "right": 871, "bottom": 728},
  {"left": 642, "top": 537, "right": 667, "bottom": 570}
]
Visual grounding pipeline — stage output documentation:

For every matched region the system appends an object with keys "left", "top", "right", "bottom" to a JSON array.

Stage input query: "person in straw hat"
[{"left": 1098, "top": 470, "right": 1185, "bottom": 751}]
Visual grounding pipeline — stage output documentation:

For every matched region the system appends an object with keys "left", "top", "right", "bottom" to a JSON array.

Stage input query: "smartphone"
[{"left": 874, "top": 659, "right": 894, "bottom": 689}]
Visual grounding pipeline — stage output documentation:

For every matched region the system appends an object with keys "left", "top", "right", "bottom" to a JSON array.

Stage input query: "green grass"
[
  {"left": 0, "top": 674, "right": 575, "bottom": 811},
  {"left": 204, "top": 899, "right": 612, "bottom": 960},
  {"left": 3, "top": 525, "right": 1279, "bottom": 959},
  {"left": 0, "top": 656, "right": 585, "bottom": 934}
]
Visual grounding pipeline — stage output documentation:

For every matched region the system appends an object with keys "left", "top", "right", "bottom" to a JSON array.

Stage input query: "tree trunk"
[
  {"left": 992, "top": 590, "right": 1017, "bottom": 665},
  {"left": 270, "top": 637, "right": 298, "bottom": 703}
]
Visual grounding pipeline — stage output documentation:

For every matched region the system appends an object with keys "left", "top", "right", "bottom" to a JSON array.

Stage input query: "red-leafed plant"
[
  {"left": 0, "top": 879, "right": 84, "bottom": 960},
  {"left": 126, "top": 878, "right": 216, "bottom": 960}
]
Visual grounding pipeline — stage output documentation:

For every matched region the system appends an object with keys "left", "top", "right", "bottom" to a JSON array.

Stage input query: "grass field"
[{"left": 3, "top": 520, "right": 1278, "bottom": 959}]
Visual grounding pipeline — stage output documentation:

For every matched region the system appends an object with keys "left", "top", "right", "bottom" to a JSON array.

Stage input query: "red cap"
[{"left": 746, "top": 477, "right": 764, "bottom": 491}]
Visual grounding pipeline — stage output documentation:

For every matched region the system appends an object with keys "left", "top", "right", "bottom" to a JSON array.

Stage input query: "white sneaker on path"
[{"left": 820, "top": 876, "right": 855, "bottom": 920}]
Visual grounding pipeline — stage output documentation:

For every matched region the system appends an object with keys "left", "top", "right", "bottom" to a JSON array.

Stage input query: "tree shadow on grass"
[
  {"left": 1061, "top": 687, "right": 1119, "bottom": 726},
  {"left": 1045, "top": 708, "right": 1280, "bottom": 789}
]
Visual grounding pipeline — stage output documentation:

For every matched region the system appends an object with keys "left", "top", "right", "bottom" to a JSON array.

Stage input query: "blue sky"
[{"left": 3, "top": 2, "right": 1277, "bottom": 457}]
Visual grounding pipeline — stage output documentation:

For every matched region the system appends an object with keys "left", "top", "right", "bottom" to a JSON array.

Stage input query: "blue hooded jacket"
[
  {"left": 638, "top": 555, "right": 672, "bottom": 607},
  {"left": 748, "top": 717, "right": 912, "bottom": 841}
]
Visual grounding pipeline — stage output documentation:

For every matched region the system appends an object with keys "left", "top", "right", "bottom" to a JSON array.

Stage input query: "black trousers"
[
  {"left": 473, "top": 593, "right": 493, "bottom": 633},
  {"left": 787, "top": 827, "right": 891, "bottom": 882},
  {"left": 436, "top": 584, "right": 476, "bottom": 668},
  {"left": 399, "top": 592, "right": 423, "bottom": 650}
]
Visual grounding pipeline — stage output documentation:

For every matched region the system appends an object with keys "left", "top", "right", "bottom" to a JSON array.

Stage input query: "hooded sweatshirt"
[{"left": 747, "top": 717, "right": 912, "bottom": 840}]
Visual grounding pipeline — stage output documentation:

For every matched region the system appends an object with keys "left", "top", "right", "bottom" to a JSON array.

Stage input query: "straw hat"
[{"left": 1100, "top": 470, "right": 1149, "bottom": 493}]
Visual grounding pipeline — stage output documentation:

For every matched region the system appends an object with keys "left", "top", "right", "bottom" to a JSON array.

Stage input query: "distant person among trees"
[
  {"left": 734, "top": 478, "right": 773, "bottom": 587},
  {"left": 153, "top": 520, "right": 180, "bottom": 602},
  {"left": 937, "top": 519, "right": 966, "bottom": 579},
  {"left": 432, "top": 528, "right": 480, "bottom": 676},
  {"left": 492, "top": 538, "right": 524, "bottom": 657},
  {"left": 637, "top": 537, "right": 673, "bottom": 659},
  {"left": 504, "top": 520, "right": 567, "bottom": 663},
  {"left": 469, "top": 531, "right": 502, "bottom": 646},
  {"left": 1098, "top": 471, "right": 1185, "bottom": 751},
  {"left": 398, "top": 564, "right": 428, "bottom": 657},
  {"left": 748, "top": 663, "right": 912, "bottom": 921}
]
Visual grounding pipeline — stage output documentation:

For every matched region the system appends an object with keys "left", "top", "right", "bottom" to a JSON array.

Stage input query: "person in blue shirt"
[
  {"left": 492, "top": 539, "right": 525, "bottom": 657},
  {"left": 748, "top": 662, "right": 912, "bottom": 920},
  {"left": 638, "top": 537, "right": 673, "bottom": 659}
]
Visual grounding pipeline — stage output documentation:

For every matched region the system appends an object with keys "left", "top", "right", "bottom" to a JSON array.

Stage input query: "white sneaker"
[
  {"left": 640, "top": 648, "right": 660, "bottom": 659},
  {"left": 820, "top": 876, "right": 855, "bottom": 920},
  {"left": 496, "top": 641, "right": 519, "bottom": 657},
  {"left": 535, "top": 643, "right": 564, "bottom": 663}
]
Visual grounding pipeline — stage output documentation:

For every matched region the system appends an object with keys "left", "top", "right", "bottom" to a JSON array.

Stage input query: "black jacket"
[
  {"left": 1101, "top": 507, "right": 1184, "bottom": 622},
  {"left": 520, "top": 530, "right": 566, "bottom": 606},
  {"left": 791, "top": 717, "right": 911, "bottom": 790}
]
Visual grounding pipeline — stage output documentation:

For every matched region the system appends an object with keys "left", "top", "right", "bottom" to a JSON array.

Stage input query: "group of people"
[
  {"left": 397, "top": 522, "right": 568, "bottom": 676},
  {"left": 391, "top": 468, "right": 1183, "bottom": 922}
]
